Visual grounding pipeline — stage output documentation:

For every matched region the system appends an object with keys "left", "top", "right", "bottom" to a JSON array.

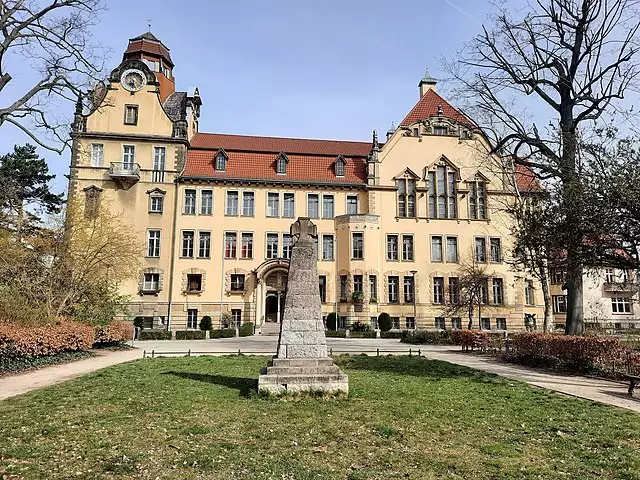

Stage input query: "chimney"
[{"left": 418, "top": 68, "right": 437, "bottom": 97}]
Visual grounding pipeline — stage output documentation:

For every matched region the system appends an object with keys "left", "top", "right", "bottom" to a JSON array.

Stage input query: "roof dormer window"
[
  {"left": 214, "top": 150, "right": 227, "bottom": 171},
  {"left": 335, "top": 156, "right": 346, "bottom": 177},
  {"left": 276, "top": 153, "right": 288, "bottom": 175}
]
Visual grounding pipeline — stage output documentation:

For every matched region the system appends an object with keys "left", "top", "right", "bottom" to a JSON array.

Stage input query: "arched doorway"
[
  {"left": 254, "top": 259, "right": 290, "bottom": 328},
  {"left": 265, "top": 292, "right": 286, "bottom": 323}
]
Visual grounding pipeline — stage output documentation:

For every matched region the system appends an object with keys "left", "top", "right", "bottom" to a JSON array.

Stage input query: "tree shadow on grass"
[
  {"left": 162, "top": 371, "right": 258, "bottom": 398},
  {"left": 335, "top": 354, "right": 503, "bottom": 384}
]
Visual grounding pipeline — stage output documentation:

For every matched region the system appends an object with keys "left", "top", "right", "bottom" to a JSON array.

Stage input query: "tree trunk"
[
  {"left": 538, "top": 257, "right": 553, "bottom": 333},
  {"left": 565, "top": 257, "right": 584, "bottom": 335}
]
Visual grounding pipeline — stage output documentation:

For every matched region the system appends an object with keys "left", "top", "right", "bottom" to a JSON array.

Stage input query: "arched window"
[
  {"left": 276, "top": 153, "right": 288, "bottom": 175},
  {"left": 335, "top": 156, "right": 345, "bottom": 177},
  {"left": 214, "top": 150, "right": 227, "bottom": 171},
  {"left": 427, "top": 165, "right": 457, "bottom": 219}
]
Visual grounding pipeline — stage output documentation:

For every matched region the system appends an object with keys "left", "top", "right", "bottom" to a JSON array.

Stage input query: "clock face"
[{"left": 121, "top": 69, "right": 146, "bottom": 92}]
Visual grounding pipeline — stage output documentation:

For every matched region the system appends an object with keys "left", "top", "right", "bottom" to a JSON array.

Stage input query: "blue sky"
[{"left": 0, "top": 0, "right": 493, "bottom": 193}]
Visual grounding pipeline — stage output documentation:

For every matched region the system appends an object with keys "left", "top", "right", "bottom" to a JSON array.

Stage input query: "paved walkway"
[{"left": 1, "top": 337, "right": 638, "bottom": 413}]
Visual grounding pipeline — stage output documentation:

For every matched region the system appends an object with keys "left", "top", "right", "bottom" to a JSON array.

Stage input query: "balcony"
[
  {"left": 603, "top": 281, "right": 640, "bottom": 293},
  {"left": 108, "top": 162, "right": 140, "bottom": 189}
]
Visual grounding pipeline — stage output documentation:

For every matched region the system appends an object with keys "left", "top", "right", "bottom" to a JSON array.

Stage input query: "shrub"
[
  {"left": 325, "top": 330, "right": 346, "bottom": 338},
  {"left": 401, "top": 329, "right": 453, "bottom": 345},
  {"left": 352, "top": 291, "right": 365, "bottom": 302},
  {"left": 350, "top": 320, "right": 370, "bottom": 332},
  {"left": 507, "top": 332, "right": 626, "bottom": 374},
  {"left": 378, "top": 313, "right": 392, "bottom": 332},
  {"left": 176, "top": 330, "right": 206, "bottom": 340},
  {"left": 452, "top": 330, "right": 505, "bottom": 351},
  {"left": 0, "top": 320, "right": 94, "bottom": 359},
  {"left": 349, "top": 331, "right": 377, "bottom": 339},
  {"left": 133, "top": 316, "right": 144, "bottom": 330},
  {"left": 209, "top": 328, "right": 236, "bottom": 339},
  {"left": 239, "top": 322, "right": 254, "bottom": 337},
  {"left": 326, "top": 312, "right": 338, "bottom": 331},
  {"left": 199, "top": 315, "right": 212, "bottom": 331},
  {"left": 138, "top": 330, "right": 172, "bottom": 341},
  {"left": 380, "top": 330, "right": 403, "bottom": 339},
  {"left": 94, "top": 321, "right": 133, "bottom": 347}
]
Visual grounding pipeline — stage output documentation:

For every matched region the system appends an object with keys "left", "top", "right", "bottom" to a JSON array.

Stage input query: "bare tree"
[
  {"left": 0, "top": 0, "right": 106, "bottom": 153},
  {"left": 444, "top": 254, "right": 490, "bottom": 330},
  {"left": 445, "top": 0, "right": 640, "bottom": 335}
]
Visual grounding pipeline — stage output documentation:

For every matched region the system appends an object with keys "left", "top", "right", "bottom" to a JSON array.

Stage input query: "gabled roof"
[
  {"left": 400, "top": 89, "right": 473, "bottom": 127},
  {"left": 515, "top": 164, "right": 544, "bottom": 193}
]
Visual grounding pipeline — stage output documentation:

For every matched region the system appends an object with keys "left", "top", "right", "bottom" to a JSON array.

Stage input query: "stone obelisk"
[{"left": 258, "top": 218, "right": 348, "bottom": 395}]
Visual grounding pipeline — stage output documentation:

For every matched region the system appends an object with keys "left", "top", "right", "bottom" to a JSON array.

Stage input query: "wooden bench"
[{"left": 624, "top": 374, "right": 640, "bottom": 397}]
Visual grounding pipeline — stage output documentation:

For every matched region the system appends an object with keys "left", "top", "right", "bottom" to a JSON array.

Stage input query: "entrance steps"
[{"left": 260, "top": 322, "right": 281, "bottom": 336}]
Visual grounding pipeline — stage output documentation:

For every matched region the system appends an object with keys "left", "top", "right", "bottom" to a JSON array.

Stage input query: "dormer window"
[
  {"left": 276, "top": 153, "right": 288, "bottom": 175},
  {"left": 214, "top": 150, "right": 227, "bottom": 171},
  {"left": 335, "top": 156, "right": 346, "bottom": 177}
]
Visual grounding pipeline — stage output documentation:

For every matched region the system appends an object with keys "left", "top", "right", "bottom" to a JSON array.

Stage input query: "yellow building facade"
[{"left": 68, "top": 33, "right": 544, "bottom": 332}]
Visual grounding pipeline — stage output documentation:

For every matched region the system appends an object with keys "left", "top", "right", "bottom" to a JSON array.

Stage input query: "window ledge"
[
  {"left": 139, "top": 290, "right": 160, "bottom": 296},
  {"left": 185, "top": 290, "right": 203, "bottom": 295}
]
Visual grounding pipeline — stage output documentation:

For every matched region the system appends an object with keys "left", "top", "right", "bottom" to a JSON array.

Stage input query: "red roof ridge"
[
  {"left": 400, "top": 89, "right": 473, "bottom": 128},
  {"left": 192, "top": 132, "right": 370, "bottom": 147}
]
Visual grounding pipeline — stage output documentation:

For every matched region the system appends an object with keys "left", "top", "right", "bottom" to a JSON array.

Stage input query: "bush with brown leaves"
[{"left": 0, "top": 320, "right": 94, "bottom": 358}]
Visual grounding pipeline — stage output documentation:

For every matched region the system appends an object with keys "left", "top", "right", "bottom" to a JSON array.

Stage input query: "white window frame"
[
  {"left": 612, "top": 297, "right": 632, "bottom": 314},
  {"left": 183, "top": 189, "right": 197, "bottom": 215},
  {"left": 242, "top": 191, "right": 255, "bottom": 217},
  {"left": 322, "top": 234, "right": 334, "bottom": 261},
  {"left": 351, "top": 232, "right": 364, "bottom": 260},
  {"left": 147, "top": 230, "right": 161, "bottom": 258},
  {"left": 386, "top": 234, "right": 399, "bottom": 261},
  {"left": 266, "top": 192, "right": 280, "bottom": 218},
  {"left": 283, "top": 192, "right": 295, "bottom": 218},
  {"left": 122, "top": 144, "right": 136, "bottom": 169},
  {"left": 346, "top": 194, "right": 358, "bottom": 215},
  {"left": 241, "top": 232, "right": 254, "bottom": 259},
  {"left": 149, "top": 194, "right": 164, "bottom": 214},
  {"left": 91, "top": 143, "right": 104, "bottom": 167},
  {"left": 307, "top": 193, "right": 320, "bottom": 219},
  {"left": 152, "top": 146, "right": 166, "bottom": 182},
  {"left": 181, "top": 230, "right": 195, "bottom": 258},
  {"left": 322, "top": 194, "right": 335, "bottom": 219},
  {"left": 224, "top": 231, "right": 238, "bottom": 259},
  {"left": 225, "top": 190, "right": 239, "bottom": 216},
  {"left": 198, "top": 231, "right": 211, "bottom": 259},
  {"left": 266, "top": 232, "right": 279, "bottom": 259},
  {"left": 142, "top": 273, "right": 159, "bottom": 292},
  {"left": 446, "top": 236, "right": 458, "bottom": 263},
  {"left": 431, "top": 235, "right": 443, "bottom": 263},
  {"left": 200, "top": 189, "right": 213, "bottom": 215}
]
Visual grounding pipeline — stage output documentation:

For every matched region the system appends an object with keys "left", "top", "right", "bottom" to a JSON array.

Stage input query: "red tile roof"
[
  {"left": 124, "top": 39, "right": 173, "bottom": 66},
  {"left": 185, "top": 133, "right": 370, "bottom": 184},
  {"left": 515, "top": 164, "right": 544, "bottom": 192},
  {"left": 400, "top": 89, "right": 473, "bottom": 127}
]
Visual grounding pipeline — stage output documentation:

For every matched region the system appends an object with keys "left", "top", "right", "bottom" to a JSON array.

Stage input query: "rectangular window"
[
  {"left": 446, "top": 236, "right": 458, "bottom": 262},
  {"left": 91, "top": 144, "right": 104, "bottom": 167},
  {"left": 231, "top": 274, "right": 245, "bottom": 291},
  {"left": 201, "top": 190, "right": 213, "bottom": 215},
  {"left": 469, "top": 181, "right": 487, "bottom": 220},
  {"left": 433, "top": 277, "right": 444, "bottom": 304},
  {"left": 283, "top": 193, "right": 295, "bottom": 217},
  {"left": 182, "top": 231, "right": 194, "bottom": 258},
  {"left": 434, "top": 126, "right": 448, "bottom": 136},
  {"left": 340, "top": 275, "right": 348, "bottom": 301},
  {"left": 392, "top": 317, "right": 400, "bottom": 330},
  {"left": 322, "top": 234, "right": 334, "bottom": 261},
  {"left": 404, "top": 276, "right": 414, "bottom": 303},
  {"left": 149, "top": 196, "right": 163, "bottom": 213},
  {"left": 231, "top": 309, "right": 242, "bottom": 327},
  {"left": 551, "top": 269, "right": 566, "bottom": 285},
  {"left": 553, "top": 295, "right": 567, "bottom": 313},
  {"left": 198, "top": 231, "right": 211, "bottom": 258},
  {"left": 143, "top": 273, "right": 159, "bottom": 292},
  {"left": 525, "top": 280, "right": 534, "bottom": 306},
  {"left": 402, "top": 235, "right": 414, "bottom": 261},
  {"left": 153, "top": 146, "right": 165, "bottom": 182},
  {"left": 147, "top": 230, "right": 160, "bottom": 257},
  {"left": 313, "top": 236, "right": 319, "bottom": 260},
  {"left": 388, "top": 276, "right": 399, "bottom": 303},
  {"left": 242, "top": 192, "right": 254, "bottom": 216},
  {"left": 428, "top": 167, "right": 457, "bottom": 219},
  {"left": 435, "top": 317, "right": 446, "bottom": 329},
  {"left": 481, "top": 318, "right": 491, "bottom": 330},
  {"left": 319, "top": 276, "right": 327, "bottom": 303},
  {"left": 387, "top": 235, "right": 399, "bottom": 261},
  {"left": 186, "top": 274, "right": 202, "bottom": 292},
  {"left": 353, "top": 275, "right": 364, "bottom": 294},
  {"left": 124, "top": 105, "right": 138, "bottom": 125},
  {"left": 449, "top": 277, "right": 459, "bottom": 304},
  {"left": 371, "top": 316, "right": 378, "bottom": 330},
  {"left": 267, "top": 192, "right": 279, "bottom": 217},
  {"left": 451, "top": 318, "right": 462, "bottom": 330},
  {"left": 226, "top": 191, "right": 239, "bottom": 216},
  {"left": 431, "top": 236, "right": 443, "bottom": 262},
  {"left": 183, "top": 189, "right": 196, "bottom": 215},
  {"left": 307, "top": 194, "right": 319, "bottom": 218},
  {"left": 266, "top": 233, "right": 279, "bottom": 259},
  {"left": 187, "top": 309, "right": 198, "bottom": 329},
  {"left": 475, "top": 237, "right": 487, "bottom": 263},
  {"left": 492, "top": 278, "right": 504, "bottom": 305},
  {"left": 352, "top": 232, "right": 364, "bottom": 259},
  {"left": 241, "top": 233, "right": 253, "bottom": 259},
  {"left": 224, "top": 232, "right": 237, "bottom": 259},
  {"left": 346, "top": 195, "right": 358, "bottom": 215},
  {"left": 369, "top": 275, "right": 377, "bottom": 301},
  {"left": 605, "top": 268, "right": 615, "bottom": 283},
  {"left": 396, "top": 178, "right": 416, "bottom": 217},
  {"left": 322, "top": 195, "right": 335, "bottom": 218},
  {"left": 282, "top": 234, "right": 293, "bottom": 259},
  {"left": 496, "top": 318, "right": 507, "bottom": 330},
  {"left": 490, "top": 238, "right": 502, "bottom": 263},
  {"left": 479, "top": 281, "right": 489, "bottom": 304},
  {"left": 122, "top": 145, "right": 135, "bottom": 168},
  {"left": 405, "top": 317, "right": 416, "bottom": 329},
  {"left": 612, "top": 297, "right": 632, "bottom": 314}
]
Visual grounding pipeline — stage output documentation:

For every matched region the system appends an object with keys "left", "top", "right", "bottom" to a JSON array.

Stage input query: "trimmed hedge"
[
  {"left": 175, "top": 330, "right": 206, "bottom": 340},
  {"left": 138, "top": 330, "right": 172, "bottom": 341},
  {"left": 239, "top": 322, "right": 254, "bottom": 337},
  {"left": 401, "top": 329, "right": 453, "bottom": 345},
  {"left": 210, "top": 328, "right": 236, "bottom": 339},
  {"left": 0, "top": 320, "right": 94, "bottom": 358},
  {"left": 452, "top": 330, "right": 505, "bottom": 351},
  {"left": 325, "top": 330, "right": 347, "bottom": 338},
  {"left": 378, "top": 313, "right": 392, "bottom": 332},
  {"left": 94, "top": 321, "right": 133, "bottom": 347},
  {"left": 507, "top": 332, "right": 627, "bottom": 374},
  {"left": 380, "top": 331, "right": 403, "bottom": 339},
  {"left": 349, "top": 331, "right": 377, "bottom": 339}
]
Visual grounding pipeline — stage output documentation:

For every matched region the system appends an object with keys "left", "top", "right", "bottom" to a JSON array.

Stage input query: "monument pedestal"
[{"left": 257, "top": 217, "right": 348, "bottom": 396}]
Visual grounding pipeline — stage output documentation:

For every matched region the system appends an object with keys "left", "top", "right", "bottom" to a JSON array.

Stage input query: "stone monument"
[{"left": 258, "top": 217, "right": 349, "bottom": 395}]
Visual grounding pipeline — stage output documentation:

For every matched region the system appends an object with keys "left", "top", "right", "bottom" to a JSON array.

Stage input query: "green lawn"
[{"left": 1, "top": 356, "right": 639, "bottom": 480}]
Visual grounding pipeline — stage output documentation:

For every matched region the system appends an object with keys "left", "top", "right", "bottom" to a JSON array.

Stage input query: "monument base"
[{"left": 258, "top": 357, "right": 349, "bottom": 395}]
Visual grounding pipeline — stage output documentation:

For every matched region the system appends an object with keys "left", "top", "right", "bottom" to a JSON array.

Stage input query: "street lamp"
[{"left": 410, "top": 270, "right": 418, "bottom": 327}]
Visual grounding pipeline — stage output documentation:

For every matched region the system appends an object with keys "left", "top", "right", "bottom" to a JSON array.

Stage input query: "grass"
[{"left": 0, "top": 355, "right": 639, "bottom": 479}]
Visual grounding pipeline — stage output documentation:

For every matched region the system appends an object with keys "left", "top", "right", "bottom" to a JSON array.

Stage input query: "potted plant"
[
  {"left": 369, "top": 296, "right": 378, "bottom": 303},
  {"left": 352, "top": 291, "right": 365, "bottom": 303}
]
